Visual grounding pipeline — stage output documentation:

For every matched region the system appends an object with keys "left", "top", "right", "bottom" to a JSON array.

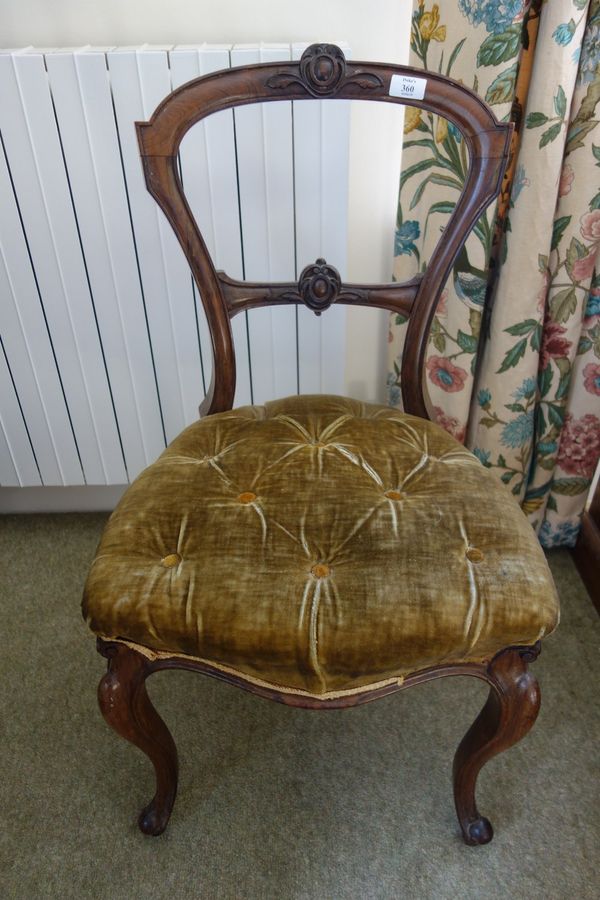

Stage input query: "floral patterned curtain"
[{"left": 387, "top": 0, "right": 600, "bottom": 547}]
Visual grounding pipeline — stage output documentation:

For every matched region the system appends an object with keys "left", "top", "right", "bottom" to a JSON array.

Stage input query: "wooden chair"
[{"left": 83, "top": 44, "right": 559, "bottom": 845}]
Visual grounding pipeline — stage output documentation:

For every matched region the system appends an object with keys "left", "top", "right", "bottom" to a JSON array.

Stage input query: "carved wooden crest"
[
  {"left": 278, "top": 258, "right": 362, "bottom": 315},
  {"left": 266, "top": 43, "right": 383, "bottom": 97}
]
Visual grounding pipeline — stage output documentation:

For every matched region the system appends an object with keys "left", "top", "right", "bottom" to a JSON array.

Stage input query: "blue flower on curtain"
[
  {"left": 458, "top": 0, "right": 525, "bottom": 34},
  {"left": 501, "top": 413, "right": 535, "bottom": 448},
  {"left": 579, "top": 22, "right": 600, "bottom": 81},
  {"left": 511, "top": 164, "right": 530, "bottom": 202},
  {"left": 473, "top": 447, "right": 491, "bottom": 465},
  {"left": 386, "top": 372, "right": 402, "bottom": 408},
  {"left": 513, "top": 376, "right": 537, "bottom": 400},
  {"left": 585, "top": 290, "right": 600, "bottom": 316},
  {"left": 477, "top": 388, "right": 492, "bottom": 407},
  {"left": 553, "top": 21, "right": 577, "bottom": 46},
  {"left": 395, "top": 220, "right": 421, "bottom": 257},
  {"left": 539, "top": 519, "right": 581, "bottom": 547}
]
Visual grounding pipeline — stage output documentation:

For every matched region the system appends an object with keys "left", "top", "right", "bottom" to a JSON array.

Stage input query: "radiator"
[{"left": 0, "top": 43, "right": 351, "bottom": 487}]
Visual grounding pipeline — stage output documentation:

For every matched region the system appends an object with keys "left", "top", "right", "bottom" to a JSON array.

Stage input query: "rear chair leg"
[
  {"left": 453, "top": 643, "right": 541, "bottom": 845},
  {"left": 97, "top": 638, "right": 178, "bottom": 835}
]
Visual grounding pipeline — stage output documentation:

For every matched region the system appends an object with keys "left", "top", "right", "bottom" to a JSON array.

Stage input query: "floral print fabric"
[{"left": 388, "top": 0, "right": 600, "bottom": 547}]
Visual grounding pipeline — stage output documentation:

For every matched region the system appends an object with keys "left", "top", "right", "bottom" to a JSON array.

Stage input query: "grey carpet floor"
[{"left": 0, "top": 513, "right": 598, "bottom": 900}]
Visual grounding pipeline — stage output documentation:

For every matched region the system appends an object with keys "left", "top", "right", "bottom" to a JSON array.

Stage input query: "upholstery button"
[
  {"left": 311, "top": 563, "right": 330, "bottom": 578},
  {"left": 466, "top": 547, "right": 484, "bottom": 563},
  {"left": 384, "top": 490, "right": 404, "bottom": 501},
  {"left": 161, "top": 553, "right": 181, "bottom": 568},
  {"left": 238, "top": 491, "right": 257, "bottom": 504}
]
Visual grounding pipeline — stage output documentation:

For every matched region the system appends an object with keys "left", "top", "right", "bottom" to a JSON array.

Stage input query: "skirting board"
[{"left": 0, "top": 485, "right": 127, "bottom": 514}]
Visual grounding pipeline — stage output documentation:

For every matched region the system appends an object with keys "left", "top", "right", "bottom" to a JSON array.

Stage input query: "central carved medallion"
[
  {"left": 266, "top": 43, "right": 383, "bottom": 98},
  {"left": 298, "top": 259, "right": 342, "bottom": 313},
  {"left": 299, "top": 44, "right": 346, "bottom": 96},
  {"left": 277, "top": 258, "right": 358, "bottom": 315}
]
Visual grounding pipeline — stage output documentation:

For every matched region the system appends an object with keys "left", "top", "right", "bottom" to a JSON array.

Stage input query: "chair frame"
[{"left": 95, "top": 44, "right": 542, "bottom": 846}]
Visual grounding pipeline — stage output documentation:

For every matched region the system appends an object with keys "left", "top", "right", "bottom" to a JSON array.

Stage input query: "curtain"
[{"left": 387, "top": 0, "right": 600, "bottom": 547}]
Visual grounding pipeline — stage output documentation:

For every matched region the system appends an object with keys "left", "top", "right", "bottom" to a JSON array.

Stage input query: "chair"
[{"left": 82, "top": 44, "right": 559, "bottom": 845}]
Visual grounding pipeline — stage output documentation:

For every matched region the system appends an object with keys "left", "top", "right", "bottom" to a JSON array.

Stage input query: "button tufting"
[
  {"left": 384, "top": 490, "right": 404, "bottom": 501},
  {"left": 85, "top": 392, "right": 560, "bottom": 700},
  {"left": 466, "top": 547, "right": 484, "bottom": 563},
  {"left": 161, "top": 553, "right": 181, "bottom": 568}
]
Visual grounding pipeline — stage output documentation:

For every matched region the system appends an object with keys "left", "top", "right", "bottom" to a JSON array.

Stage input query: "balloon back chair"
[{"left": 82, "top": 44, "right": 559, "bottom": 845}]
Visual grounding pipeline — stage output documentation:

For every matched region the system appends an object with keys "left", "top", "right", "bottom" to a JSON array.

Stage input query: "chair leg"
[
  {"left": 97, "top": 639, "right": 178, "bottom": 836},
  {"left": 453, "top": 643, "right": 541, "bottom": 846}
]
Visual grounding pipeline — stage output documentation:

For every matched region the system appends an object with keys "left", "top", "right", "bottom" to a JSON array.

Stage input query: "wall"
[{"left": 0, "top": 0, "right": 411, "bottom": 510}]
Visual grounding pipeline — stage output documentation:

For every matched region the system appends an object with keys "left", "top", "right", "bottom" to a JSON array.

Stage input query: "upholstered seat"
[{"left": 83, "top": 394, "right": 559, "bottom": 700}]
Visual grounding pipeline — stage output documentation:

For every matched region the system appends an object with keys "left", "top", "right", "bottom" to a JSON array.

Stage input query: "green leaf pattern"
[{"left": 388, "top": 0, "right": 600, "bottom": 548}]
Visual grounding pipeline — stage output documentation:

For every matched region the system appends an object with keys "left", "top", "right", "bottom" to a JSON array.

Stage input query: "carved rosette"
[
  {"left": 266, "top": 43, "right": 383, "bottom": 97},
  {"left": 298, "top": 258, "right": 341, "bottom": 314},
  {"left": 300, "top": 44, "right": 345, "bottom": 95},
  {"left": 277, "top": 258, "right": 362, "bottom": 315}
]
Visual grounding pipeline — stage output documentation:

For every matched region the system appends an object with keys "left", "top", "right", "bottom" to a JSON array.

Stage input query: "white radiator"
[{"left": 0, "top": 43, "right": 351, "bottom": 487}]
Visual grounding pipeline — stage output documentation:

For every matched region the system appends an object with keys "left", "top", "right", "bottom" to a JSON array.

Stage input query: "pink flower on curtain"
[
  {"left": 540, "top": 320, "right": 572, "bottom": 367},
  {"left": 556, "top": 413, "right": 600, "bottom": 478},
  {"left": 536, "top": 270, "right": 550, "bottom": 315},
  {"left": 426, "top": 356, "right": 468, "bottom": 392},
  {"left": 583, "top": 362, "right": 600, "bottom": 395},
  {"left": 432, "top": 406, "right": 466, "bottom": 442},
  {"left": 580, "top": 209, "right": 600, "bottom": 243},
  {"left": 436, "top": 288, "right": 449, "bottom": 316},
  {"left": 536, "top": 269, "right": 550, "bottom": 316},
  {"left": 571, "top": 250, "right": 597, "bottom": 282},
  {"left": 559, "top": 163, "right": 574, "bottom": 197}
]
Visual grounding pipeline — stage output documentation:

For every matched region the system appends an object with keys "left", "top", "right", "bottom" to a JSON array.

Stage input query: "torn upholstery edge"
[{"left": 94, "top": 633, "right": 406, "bottom": 701}]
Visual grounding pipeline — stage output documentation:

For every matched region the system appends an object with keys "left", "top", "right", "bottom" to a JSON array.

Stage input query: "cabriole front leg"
[
  {"left": 97, "top": 639, "right": 178, "bottom": 835},
  {"left": 453, "top": 643, "right": 541, "bottom": 845}
]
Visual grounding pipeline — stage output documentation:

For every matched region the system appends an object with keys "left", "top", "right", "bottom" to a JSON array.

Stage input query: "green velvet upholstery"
[{"left": 83, "top": 395, "right": 559, "bottom": 699}]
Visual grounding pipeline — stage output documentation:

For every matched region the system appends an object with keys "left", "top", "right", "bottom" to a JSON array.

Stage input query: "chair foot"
[
  {"left": 97, "top": 639, "right": 178, "bottom": 836},
  {"left": 453, "top": 643, "right": 541, "bottom": 846},
  {"left": 138, "top": 801, "right": 170, "bottom": 836},
  {"left": 462, "top": 815, "right": 493, "bottom": 846}
]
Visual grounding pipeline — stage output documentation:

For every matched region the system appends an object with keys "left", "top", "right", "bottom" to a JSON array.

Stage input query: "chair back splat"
[{"left": 136, "top": 43, "right": 512, "bottom": 420}]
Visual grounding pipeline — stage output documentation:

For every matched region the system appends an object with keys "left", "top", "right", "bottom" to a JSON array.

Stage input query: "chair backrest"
[{"left": 136, "top": 43, "right": 512, "bottom": 420}]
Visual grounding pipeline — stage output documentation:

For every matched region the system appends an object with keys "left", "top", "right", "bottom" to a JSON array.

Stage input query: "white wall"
[{"left": 1, "top": 0, "right": 410, "bottom": 405}]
